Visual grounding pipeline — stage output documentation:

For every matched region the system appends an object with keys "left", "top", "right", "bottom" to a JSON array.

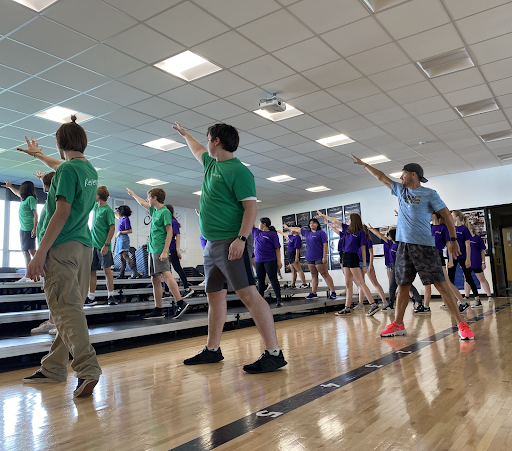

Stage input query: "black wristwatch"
[
  {"left": 450, "top": 237, "right": 456, "bottom": 241},
  {"left": 238, "top": 235, "right": 247, "bottom": 242}
]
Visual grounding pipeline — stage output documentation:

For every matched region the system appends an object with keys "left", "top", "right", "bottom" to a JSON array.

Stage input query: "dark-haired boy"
[
  {"left": 85, "top": 185, "right": 117, "bottom": 306},
  {"left": 173, "top": 122, "right": 287, "bottom": 374},
  {"left": 126, "top": 187, "right": 188, "bottom": 319}
]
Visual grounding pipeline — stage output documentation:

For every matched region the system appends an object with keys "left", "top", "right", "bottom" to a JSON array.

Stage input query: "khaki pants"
[{"left": 40, "top": 241, "right": 102, "bottom": 381}]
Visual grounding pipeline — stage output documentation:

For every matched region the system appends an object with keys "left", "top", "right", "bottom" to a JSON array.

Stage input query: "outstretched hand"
[
  {"left": 34, "top": 171, "right": 45, "bottom": 180},
  {"left": 316, "top": 210, "right": 325, "bottom": 217},
  {"left": 173, "top": 122, "right": 187, "bottom": 136},
  {"left": 126, "top": 188, "right": 134, "bottom": 197},
  {"left": 350, "top": 153, "right": 365, "bottom": 166},
  {"left": 1, "top": 180, "right": 12, "bottom": 189},
  {"left": 17, "top": 136, "right": 43, "bottom": 157}
]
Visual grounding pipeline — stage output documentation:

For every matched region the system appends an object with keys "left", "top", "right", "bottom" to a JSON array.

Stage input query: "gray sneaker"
[
  {"left": 335, "top": 308, "right": 351, "bottom": 316},
  {"left": 366, "top": 303, "right": 380, "bottom": 316},
  {"left": 353, "top": 303, "right": 365, "bottom": 310},
  {"left": 472, "top": 299, "right": 483, "bottom": 308}
]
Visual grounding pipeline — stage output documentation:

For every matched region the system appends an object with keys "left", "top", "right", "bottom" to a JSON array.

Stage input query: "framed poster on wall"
[
  {"left": 463, "top": 209, "right": 488, "bottom": 254},
  {"left": 282, "top": 214, "right": 296, "bottom": 228},
  {"left": 343, "top": 203, "right": 361, "bottom": 223},
  {"left": 311, "top": 209, "right": 326, "bottom": 224},
  {"left": 296, "top": 211, "right": 311, "bottom": 227},
  {"left": 327, "top": 205, "right": 344, "bottom": 222}
]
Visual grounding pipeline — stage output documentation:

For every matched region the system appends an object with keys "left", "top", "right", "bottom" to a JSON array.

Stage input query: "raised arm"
[
  {"left": 276, "top": 229, "right": 288, "bottom": 238},
  {"left": 126, "top": 188, "right": 150, "bottom": 210},
  {"left": 173, "top": 122, "right": 206, "bottom": 163},
  {"left": 1, "top": 181, "right": 20, "bottom": 198},
  {"left": 328, "top": 223, "right": 341, "bottom": 236},
  {"left": 17, "top": 137, "right": 62, "bottom": 170},
  {"left": 316, "top": 210, "right": 343, "bottom": 227},
  {"left": 350, "top": 154, "right": 392, "bottom": 189},
  {"left": 367, "top": 223, "right": 388, "bottom": 242},
  {"left": 283, "top": 225, "right": 301, "bottom": 234}
]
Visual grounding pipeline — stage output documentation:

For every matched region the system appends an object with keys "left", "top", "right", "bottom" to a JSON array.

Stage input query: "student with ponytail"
[
  {"left": 465, "top": 225, "right": 493, "bottom": 306},
  {"left": 277, "top": 226, "right": 307, "bottom": 289}
]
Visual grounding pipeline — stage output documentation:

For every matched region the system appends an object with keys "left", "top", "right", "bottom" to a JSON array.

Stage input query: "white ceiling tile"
[
  {"left": 38, "top": 63, "right": 110, "bottom": 93},
  {"left": 146, "top": 2, "right": 229, "bottom": 47},
  {"left": 481, "top": 58, "right": 512, "bottom": 83},
  {"left": 347, "top": 43, "right": 410, "bottom": 76},
  {"left": 81, "top": 119, "right": 128, "bottom": 135},
  {"left": 193, "top": 32, "right": 266, "bottom": 69},
  {"left": 290, "top": 0, "right": 368, "bottom": 33},
  {"left": 427, "top": 119, "right": 468, "bottom": 135},
  {"left": 443, "top": 84, "right": 494, "bottom": 106},
  {"left": 430, "top": 67, "right": 486, "bottom": 94},
  {"left": 436, "top": 129, "right": 475, "bottom": 142},
  {"left": 242, "top": 154, "right": 274, "bottom": 165},
  {"left": 129, "top": 97, "right": 186, "bottom": 118},
  {"left": 279, "top": 154, "right": 313, "bottom": 164},
  {"left": 194, "top": 100, "right": 246, "bottom": 120},
  {"left": 416, "top": 108, "right": 460, "bottom": 126},
  {"left": 444, "top": 0, "right": 511, "bottom": 20},
  {"left": 273, "top": 38, "right": 340, "bottom": 72},
  {"left": 327, "top": 78, "right": 381, "bottom": 103},
  {"left": 302, "top": 60, "right": 362, "bottom": 89},
  {"left": 103, "top": 0, "right": 181, "bottom": 21},
  {"left": 119, "top": 67, "right": 185, "bottom": 95},
  {"left": 101, "top": 108, "right": 155, "bottom": 128},
  {"left": 498, "top": 94, "right": 512, "bottom": 108},
  {"left": 465, "top": 32, "right": 512, "bottom": 66},
  {"left": 0, "top": 125, "right": 46, "bottom": 142},
  {"left": 237, "top": 10, "right": 314, "bottom": 52},
  {"left": 268, "top": 133, "right": 310, "bottom": 147},
  {"left": 456, "top": 3, "right": 512, "bottom": 45},
  {"left": 364, "top": 106, "right": 410, "bottom": 125},
  {"left": 247, "top": 124, "right": 290, "bottom": 139},
  {"left": 225, "top": 88, "right": 272, "bottom": 111},
  {"left": 278, "top": 114, "right": 323, "bottom": 132},
  {"left": 0, "top": 39, "right": 60, "bottom": 75},
  {"left": 310, "top": 104, "right": 359, "bottom": 123},
  {"left": 471, "top": 121, "right": 510, "bottom": 136},
  {"left": 231, "top": 55, "right": 296, "bottom": 85},
  {"left": 398, "top": 24, "right": 464, "bottom": 61},
  {"left": 60, "top": 94, "right": 119, "bottom": 117},
  {"left": 136, "top": 120, "right": 176, "bottom": 137},
  {"left": 0, "top": 91, "right": 50, "bottom": 115},
  {"left": 111, "top": 128, "right": 159, "bottom": 144},
  {"left": 193, "top": 0, "right": 281, "bottom": 27},
  {"left": 348, "top": 126, "right": 387, "bottom": 141},
  {"left": 504, "top": 107, "right": 512, "bottom": 120},
  {"left": 88, "top": 82, "right": 152, "bottom": 107},
  {"left": 0, "top": 0, "right": 36, "bottom": 35},
  {"left": 261, "top": 75, "right": 319, "bottom": 101},
  {"left": 368, "top": 64, "right": 425, "bottom": 91},
  {"left": 322, "top": 17, "right": 392, "bottom": 57},
  {"left": 105, "top": 25, "right": 185, "bottom": 65},
  {"left": 89, "top": 136, "right": 136, "bottom": 151},
  {"left": 402, "top": 96, "right": 450, "bottom": 115},
  {"left": 192, "top": 71, "right": 255, "bottom": 97},
  {"left": 287, "top": 91, "right": 340, "bottom": 113},
  {"left": 490, "top": 77, "right": 512, "bottom": 96},
  {"left": 297, "top": 124, "right": 339, "bottom": 140},
  {"left": 71, "top": 45, "right": 145, "bottom": 79},
  {"left": 11, "top": 78, "right": 78, "bottom": 104},
  {"left": 287, "top": 141, "right": 325, "bottom": 154},
  {"left": 387, "top": 81, "right": 438, "bottom": 104},
  {"left": 159, "top": 85, "right": 219, "bottom": 109},
  {"left": 380, "top": 117, "right": 426, "bottom": 135},
  {"left": 330, "top": 116, "right": 374, "bottom": 133},
  {"left": 447, "top": 138, "right": 483, "bottom": 150},
  {"left": 0, "top": 65, "right": 30, "bottom": 90},
  {"left": 9, "top": 116, "right": 59, "bottom": 135},
  {"left": 46, "top": 0, "right": 137, "bottom": 41},
  {"left": 463, "top": 110, "right": 506, "bottom": 127},
  {"left": 244, "top": 141, "right": 283, "bottom": 153},
  {"left": 224, "top": 112, "right": 269, "bottom": 131},
  {"left": 376, "top": 0, "right": 450, "bottom": 40},
  {"left": 346, "top": 93, "right": 397, "bottom": 115}
]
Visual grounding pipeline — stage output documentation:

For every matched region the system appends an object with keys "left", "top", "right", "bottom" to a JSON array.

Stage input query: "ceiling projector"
[{"left": 259, "top": 95, "right": 286, "bottom": 113}]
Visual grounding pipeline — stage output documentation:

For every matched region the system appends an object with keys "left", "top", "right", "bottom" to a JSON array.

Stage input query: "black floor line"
[{"left": 170, "top": 302, "right": 511, "bottom": 451}]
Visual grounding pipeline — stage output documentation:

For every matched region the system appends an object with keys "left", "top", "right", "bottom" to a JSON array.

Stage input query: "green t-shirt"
[
  {"left": 19, "top": 195, "right": 37, "bottom": 231},
  {"left": 40, "top": 159, "right": 98, "bottom": 248},
  {"left": 91, "top": 203, "right": 115, "bottom": 250},
  {"left": 199, "top": 153, "right": 257, "bottom": 241},
  {"left": 148, "top": 205, "right": 172, "bottom": 254},
  {"left": 37, "top": 204, "right": 46, "bottom": 244}
]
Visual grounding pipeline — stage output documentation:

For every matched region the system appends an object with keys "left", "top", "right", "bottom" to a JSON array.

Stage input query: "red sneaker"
[
  {"left": 458, "top": 321, "right": 475, "bottom": 340},
  {"left": 380, "top": 321, "right": 406, "bottom": 337}
]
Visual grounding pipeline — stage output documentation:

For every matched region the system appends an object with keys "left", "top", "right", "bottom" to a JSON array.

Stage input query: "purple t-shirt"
[
  {"left": 301, "top": 228, "right": 327, "bottom": 261},
  {"left": 450, "top": 225, "right": 471, "bottom": 260},
  {"left": 336, "top": 223, "right": 349, "bottom": 253},
  {"left": 169, "top": 218, "right": 180, "bottom": 250},
  {"left": 118, "top": 217, "right": 131, "bottom": 232},
  {"left": 200, "top": 234, "right": 207, "bottom": 250},
  {"left": 357, "top": 237, "right": 372, "bottom": 263},
  {"left": 287, "top": 234, "right": 302, "bottom": 253},
  {"left": 431, "top": 224, "right": 450, "bottom": 254},
  {"left": 252, "top": 227, "right": 280, "bottom": 263},
  {"left": 470, "top": 234, "right": 486, "bottom": 268},
  {"left": 342, "top": 229, "right": 366, "bottom": 254},
  {"left": 389, "top": 242, "right": 399, "bottom": 264},
  {"left": 383, "top": 239, "right": 391, "bottom": 266}
]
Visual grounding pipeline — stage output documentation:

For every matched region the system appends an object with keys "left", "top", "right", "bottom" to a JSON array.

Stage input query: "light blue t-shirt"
[{"left": 391, "top": 181, "right": 446, "bottom": 247}]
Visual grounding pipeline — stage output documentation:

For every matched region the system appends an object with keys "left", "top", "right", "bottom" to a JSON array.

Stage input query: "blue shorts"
[
  {"left": 115, "top": 234, "right": 130, "bottom": 255},
  {"left": 359, "top": 262, "right": 374, "bottom": 271}
]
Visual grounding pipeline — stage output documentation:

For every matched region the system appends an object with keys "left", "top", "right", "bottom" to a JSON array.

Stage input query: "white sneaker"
[
  {"left": 198, "top": 280, "right": 205, "bottom": 286},
  {"left": 353, "top": 303, "right": 365, "bottom": 310},
  {"left": 488, "top": 297, "right": 494, "bottom": 302},
  {"left": 49, "top": 328, "right": 57, "bottom": 335},
  {"left": 30, "top": 320, "right": 55, "bottom": 334},
  {"left": 16, "top": 276, "right": 30, "bottom": 283}
]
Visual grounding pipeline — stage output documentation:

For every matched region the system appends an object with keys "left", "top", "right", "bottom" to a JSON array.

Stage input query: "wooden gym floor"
[{"left": 0, "top": 298, "right": 511, "bottom": 451}]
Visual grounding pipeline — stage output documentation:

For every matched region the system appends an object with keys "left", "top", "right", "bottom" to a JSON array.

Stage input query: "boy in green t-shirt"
[
  {"left": 173, "top": 122, "right": 287, "bottom": 374},
  {"left": 126, "top": 187, "right": 188, "bottom": 319},
  {"left": 17, "top": 116, "right": 102, "bottom": 398},
  {"left": 85, "top": 185, "right": 117, "bottom": 306}
]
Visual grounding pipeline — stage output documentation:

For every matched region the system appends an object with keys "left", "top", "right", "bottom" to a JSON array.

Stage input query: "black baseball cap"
[{"left": 402, "top": 163, "right": 428, "bottom": 183}]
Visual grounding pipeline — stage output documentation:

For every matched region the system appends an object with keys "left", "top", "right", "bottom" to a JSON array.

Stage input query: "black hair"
[
  {"left": 116, "top": 205, "right": 132, "bottom": 217},
  {"left": 309, "top": 218, "right": 321, "bottom": 231},
  {"left": 207, "top": 123, "right": 239, "bottom": 153},
  {"left": 165, "top": 204, "right": 175, "bottom": 219},
  {"left": 19, "top": 181, "right": 37, "bottom": 201},
  {"left": 260, "top": 217, "right": 276, "bottom": 232},
  {"left": 388, "top": 228, "right": 397, "bottom": 241}
]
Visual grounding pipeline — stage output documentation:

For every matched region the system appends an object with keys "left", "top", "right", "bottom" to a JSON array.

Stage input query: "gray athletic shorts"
[
  {"left": 148, "top": 252, "right": 171, "bottom": 276},
  {"left": 91, "top": 248, "right": 114, "bottom": 271},
  {"left": 20, "top": 230, "right": 36, "bottom": 252},
  {"left": 395, "top": 242, "right": 445, "bottom": 286},
  {"left": 203, "top": 235, "right": 255, "bottom": 293}
]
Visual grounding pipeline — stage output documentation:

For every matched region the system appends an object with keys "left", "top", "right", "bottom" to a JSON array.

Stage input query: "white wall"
[{"left": 258, "top": 165, "right": 509, "bottom": 296}]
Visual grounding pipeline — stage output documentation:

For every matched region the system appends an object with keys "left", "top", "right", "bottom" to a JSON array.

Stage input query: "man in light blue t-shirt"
[{"left": 350, "top": 156, "right": 475, "bottom": 341}]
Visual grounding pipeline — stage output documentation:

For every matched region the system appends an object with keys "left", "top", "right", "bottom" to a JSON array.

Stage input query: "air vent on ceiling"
[
  {"left": 360, "top": 0, "right": 407, "bottom": 12},
  {"left": 417, "top": 48, "right": 474, "bottom": 78},
  {"left": 479, "top": 130, "right": 512, "bottom": 143},
  {"left": 497, "top": 153, "right": 512, "bottom": 161},
  {"left": 455, "top": 98, "right": 499, "bottom": 117}
]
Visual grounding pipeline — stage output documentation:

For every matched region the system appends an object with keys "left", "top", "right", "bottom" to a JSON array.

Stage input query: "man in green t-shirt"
[
  {"left": 126, "top": 187, "right": 188, "bottom": 320},
  {"left": 173, "top": 122, "right": 287, "bottom": 374},
  {"left": 85, "top": 186, "right": 117, "bottom": 307},
  {"left": 17, "top": 117, "right": 102, "bottom": 398}
]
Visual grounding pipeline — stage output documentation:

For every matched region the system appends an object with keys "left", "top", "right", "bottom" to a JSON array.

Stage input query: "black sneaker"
[
  {"left": 84, "top": 297, "right": 97, "bottom": 306},
  {"left": 144, "top": 308, "right": 165, "bottom": 319},
  {"left": 472, "top": 299, "right": 483, "bottom": 308},
  {"left": 276, "top": 301, "right": 283, "bottom": 307},
  {"left": 459, "top": 302, "right": 470, "bottom": 313},
  {"left": 22, "top": 370, "right": 58, "bottom": 384},
  {"left": 182, "top": 288, "right": 195, "bottom": 299},
  {"left": 115, "top": 274, "right": 127, "bottom": 279},
  {"left": 414, "top": 304, "right": 431, "bottom": 313},
  {"left": 366, "top": 303, "right": 380, "bottom": 317},
  {"left": 108, "top": 296, "right": 119, "bottom": 306},
  {"left": 129, "top": 272, "right": 141, "bottom": 279},
  {"left": 183, "top": 346, "right": 224, "bottom": 365},
  {"left": 335, "top": 308, "right": 351, "bottom": 316},
  {"left": 305, "top": 293, "right": 318, "bottom": 299},
  {"left": 243, "top": 350, "right": 287, "bottom": 374},
  {"left": 173, "top": 302, "right": 189, "bottom": 319},
  {"left": 73, "top": 378, "right": 98, "bottom": 398}
]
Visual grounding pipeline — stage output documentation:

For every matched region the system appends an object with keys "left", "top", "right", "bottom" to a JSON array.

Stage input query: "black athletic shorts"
[
  {"left": 471, "top": 267, "right": 483, "bottom": 274},
  {"left": 342, "top": 252, "right": 360, "bottom": 268},
  {"left": 395, "top": 243, "right": 445, "bottom": 286},
  {"left": 439, "top": 254, "right": 446, "bottom": 267},
  {"left": 287, "top": 251, "right": 297, "bottom": 262}
]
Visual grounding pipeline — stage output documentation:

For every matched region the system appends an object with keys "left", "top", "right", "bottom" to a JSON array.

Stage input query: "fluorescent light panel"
[
  {"left": 36, "top": 106, "right": 92, "bottom": 124},
  {"left": 154, "top": 51, "right": 221, "bottom": 82},
  {"left": 12, "top": 0, "right": 59, "bottom": 12},
  {"left": 253, "top": 104, "right": 304, "bottom": 122},
  {"left": 361, "top": 0, "right": 408, "bottom": 12},
  {"left": 316, "top": 134, "right": 354, "bottom": 148},
  {"left": 267, "top": 175, "right": 296, "bottom": 183},
  {"left": 389, "top": 172, "right": 402, "bottom": 178},
  {"left": 306, "top": 186, "right": 331, "bottom": 192},
  {"left": 142, "top": 138, "right": 186, "bottom": 151},
  {"left": 193, "top": 191, "right": 202, "bottom": 195},
  {"left": 454, "top": 98, "right": 499, "bottom": 117},
  {"left": 361, "top": 155, "right": 390, "bottom": 164},
  {"left": 480, "top": 130, "right": 512, "bottom": 143},
  {"left": 497, "top": 153, "right": 512, "bottom": 161},
  {"left": 417, "top": 48, "right": 474, "bottom": 78},
  {"left": 136, "top": 179, "right": 168, "bottom": 186}
]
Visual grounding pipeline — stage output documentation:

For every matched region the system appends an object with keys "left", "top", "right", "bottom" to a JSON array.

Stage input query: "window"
[{"left": 0, "top": 199, "right": 4, "bottom": 265}]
